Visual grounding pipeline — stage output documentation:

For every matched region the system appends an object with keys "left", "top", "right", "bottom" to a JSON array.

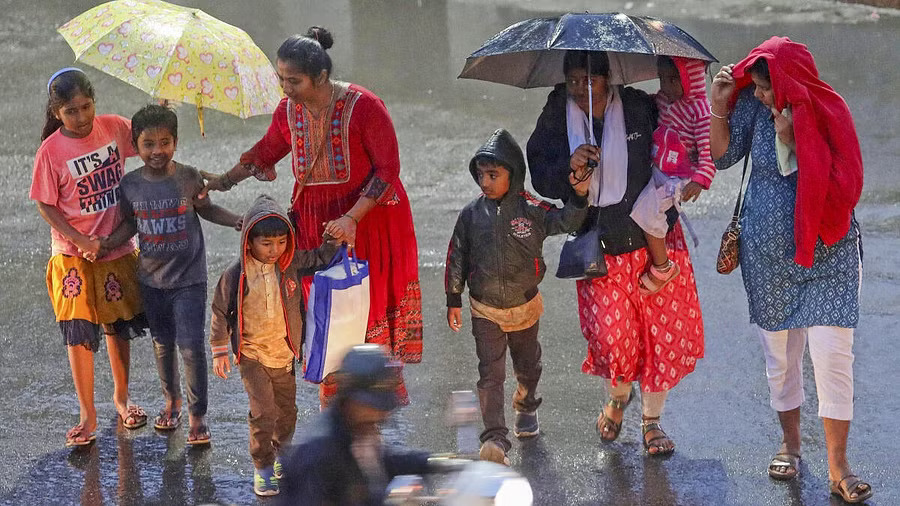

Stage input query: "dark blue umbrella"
[{"left": 459, "top": 12, "right": 717, "bottom": 88}]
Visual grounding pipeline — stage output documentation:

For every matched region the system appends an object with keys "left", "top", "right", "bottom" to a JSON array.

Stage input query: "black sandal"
[
  {"left": 641, "top": 418, "right": 675, "bottom": 456},
  {"left": 767, "top": 452, "right": 801, "bottom": 480},
  {"left": 595, "top": 386, "right": 633, "bottom": 442}
]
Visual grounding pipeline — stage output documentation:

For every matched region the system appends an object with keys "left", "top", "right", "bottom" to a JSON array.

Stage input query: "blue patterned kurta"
[{"left": 715, "top": 89, "right": 862, "bottom": 331}]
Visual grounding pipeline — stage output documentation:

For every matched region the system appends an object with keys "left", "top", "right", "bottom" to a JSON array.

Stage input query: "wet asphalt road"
[{"left": 1, "top": 1, "right": 899, "bottom": 505}]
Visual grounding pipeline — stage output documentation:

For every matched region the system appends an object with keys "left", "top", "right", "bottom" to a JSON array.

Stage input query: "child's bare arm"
[
  {"left": 196, "top": 200, "right": 242, "bottom": 230},
  {"left": 102, "top": 218, "right": 137, "bottom": 251}
]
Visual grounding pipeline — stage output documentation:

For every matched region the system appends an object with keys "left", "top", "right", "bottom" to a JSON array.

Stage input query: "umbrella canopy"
[
  {"left": 459, "top": 12, "right": 717, "bottom": 88},
  {"left": 58, "top": 0, "right": 282, "bottom": 134}
]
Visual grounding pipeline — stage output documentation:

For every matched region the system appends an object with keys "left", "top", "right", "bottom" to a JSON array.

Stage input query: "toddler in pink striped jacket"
[{"left": 631, "top": 56, "right": 714, "bottom": 295}]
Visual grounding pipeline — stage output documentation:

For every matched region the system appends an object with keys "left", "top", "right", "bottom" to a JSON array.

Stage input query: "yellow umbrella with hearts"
[{"left": 57, "top": 0, "right": 282, "bottom": 136}]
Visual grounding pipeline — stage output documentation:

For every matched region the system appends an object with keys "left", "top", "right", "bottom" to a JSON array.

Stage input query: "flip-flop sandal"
[
  {"left": 641, "top": 419, "right": 675, "bottom": 456},
  {"left": 638, "top": 262, "right": 681, "bottom": 296},
  {"left": 154, "top": 410, "right": 182, "bottom": 431},
  {"left": 768, "top": 453, "right": 801, "bottom": 480},
  {"left": 186, "top": 425, "right": 211, "bottom": 446},
  {"left": 65, "top": 424, "right": 97, "bottom": 447},
  {"left": 595, "top": 386, "right": 634, "bottom": 442},
  {"left": 120, "top": 405, "right": 148, "bottom": 430},
  {"left": 830, "top": 474, "right": 873, "bottom": 503}
]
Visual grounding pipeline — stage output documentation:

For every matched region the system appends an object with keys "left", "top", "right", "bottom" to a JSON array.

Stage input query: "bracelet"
[
  {"left": 710, "top": 106, "right": 729, "bottom": 119},
  {"left": 342, "top": 213, "right": 359, "bottom": 225},
  {"left": 220, "top": 172, "right": 236, "bottom": 190}
]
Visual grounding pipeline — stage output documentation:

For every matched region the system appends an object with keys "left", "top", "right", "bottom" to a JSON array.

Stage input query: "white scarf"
[{"left": 566, "top": 86, "right": 628, "bottom": 207}]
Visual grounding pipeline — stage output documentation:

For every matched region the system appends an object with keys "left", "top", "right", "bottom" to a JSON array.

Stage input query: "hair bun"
[{"left": 306, "top": 26, "right": 334, "bottom": 50}]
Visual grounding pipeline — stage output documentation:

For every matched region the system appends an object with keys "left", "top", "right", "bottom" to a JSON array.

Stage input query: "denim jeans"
[{"left": 140, "top": 282, "right": 208, "bottom": 417}]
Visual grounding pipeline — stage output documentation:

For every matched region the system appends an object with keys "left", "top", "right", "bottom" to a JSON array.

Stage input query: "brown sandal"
[
  {"left": 641, "top": 418, "right": 675, "bottom": 456},
  {"left": 595, "top": 386, "right": 634, "bottom": 442},
  {"left": 65, "top": 424, "right": 97, "bottom": 447},
  {"left": 829, "top": 474, "right": 873, "bottom": 503},
  {"left": 120, "top": 405, "right": 147, "bottom": 430}
]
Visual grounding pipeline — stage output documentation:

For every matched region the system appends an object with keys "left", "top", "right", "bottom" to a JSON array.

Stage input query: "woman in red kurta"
[{"left": 202, "top": 27, "right": 422, "bottom": 407}]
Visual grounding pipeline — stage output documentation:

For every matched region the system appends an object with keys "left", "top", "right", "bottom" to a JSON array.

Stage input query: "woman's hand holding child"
[{"left": 323, "top": 215, "right": 358, "bottom": 249}]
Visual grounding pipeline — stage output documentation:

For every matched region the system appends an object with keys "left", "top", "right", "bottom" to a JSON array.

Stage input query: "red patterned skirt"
[
  {"left": 577, "top": 222, "right": 704, "bottom": 393},
  {"left": 292, "top": 182, "right": 422, "bottom": 406}
]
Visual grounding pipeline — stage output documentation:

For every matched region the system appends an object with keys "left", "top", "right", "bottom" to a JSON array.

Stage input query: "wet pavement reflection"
[{"left": 1, "top": 0, "right": 898, "bottom": 505}]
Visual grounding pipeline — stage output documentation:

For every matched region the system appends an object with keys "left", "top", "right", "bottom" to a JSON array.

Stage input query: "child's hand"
[
  {"left": 76, "top": 234, "right": 102, "bottom": 262},
  {"left": 447, "top": 307, "right": 462, "bottom": 332},
  {"left": 213, "top": 354, "right": 233, "bottom": 379},
  {"left": 680, "top": 182, "right": 703, "bottom": 203},
  {"left": 323, "top": 216, "right": 357, "bottom": 249}
]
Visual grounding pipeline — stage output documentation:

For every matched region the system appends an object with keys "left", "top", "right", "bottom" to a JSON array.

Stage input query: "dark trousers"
[
  {"left": 472, "top": 317, "right": 542, "bottom": 452},
  {"left": 239, "top": 357, "right": 298, "bottom": 469},
  {"left": 140, "top": 283, "right": 208, "bottom": 417}
]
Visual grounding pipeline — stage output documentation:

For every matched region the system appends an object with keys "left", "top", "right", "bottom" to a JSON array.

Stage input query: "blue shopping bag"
[{"left": 304, "top": 245, "right": 370, "bottom": 383}]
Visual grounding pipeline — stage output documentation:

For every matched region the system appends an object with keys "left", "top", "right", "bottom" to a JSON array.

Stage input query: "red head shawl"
[{"left": 731, "top": 36, "right": 863, "bottom": 267}]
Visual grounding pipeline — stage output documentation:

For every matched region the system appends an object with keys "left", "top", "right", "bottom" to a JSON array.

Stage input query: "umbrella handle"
[{"left": 196, "top": 93, "right": 205, "bottom": 137}]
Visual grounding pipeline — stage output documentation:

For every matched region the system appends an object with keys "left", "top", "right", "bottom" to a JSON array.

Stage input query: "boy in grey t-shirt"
[{"left": 102, "top": 104, "right": 241, "bottom": 445}]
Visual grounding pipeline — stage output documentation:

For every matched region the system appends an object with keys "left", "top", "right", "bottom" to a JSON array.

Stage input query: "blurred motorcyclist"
[{"left": 277, "top": 344, "right": 435, "bottom": 505}]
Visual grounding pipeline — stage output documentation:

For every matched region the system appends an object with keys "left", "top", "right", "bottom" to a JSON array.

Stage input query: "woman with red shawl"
[
  {"left": 202, "top": 27, "right": 422, "bottom": 408},
  {"left": 710, "top": 37, "right": 871, "bottom": 503}
]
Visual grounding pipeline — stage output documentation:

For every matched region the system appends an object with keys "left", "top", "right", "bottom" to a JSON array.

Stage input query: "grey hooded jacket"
[{"left": 209, "top": 194, "right": 336, "bottom": 361}]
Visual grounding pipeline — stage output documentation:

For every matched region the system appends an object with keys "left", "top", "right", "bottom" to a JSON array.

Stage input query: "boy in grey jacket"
[
  {"left": 209, "top": 194, "right": 335, "bottom": 496},
  {"left": 445, "top": 129, "right": 590, "bottom": 465}
]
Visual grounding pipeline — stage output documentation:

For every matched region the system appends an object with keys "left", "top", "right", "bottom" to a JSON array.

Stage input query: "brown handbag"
[
  {"left": 716, "top": 152, "right": 751, "bottom": 274},
  {"left": 716, "top": 103, "right": 760, "bottom": 275}
]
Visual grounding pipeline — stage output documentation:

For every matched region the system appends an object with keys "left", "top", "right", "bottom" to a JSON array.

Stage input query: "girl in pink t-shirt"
[{"left": 30, "top": 68, "right": 148, "bottom": 447}]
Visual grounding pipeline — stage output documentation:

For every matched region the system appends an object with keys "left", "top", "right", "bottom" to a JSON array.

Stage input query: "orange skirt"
[{"left": 46, "top": 251, "right": 143, "bottom": 325}]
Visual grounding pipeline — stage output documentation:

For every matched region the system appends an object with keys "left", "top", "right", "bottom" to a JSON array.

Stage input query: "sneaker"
[
  {"left": 273, "top": 457, "right": 283, "bottom": 480},
  {"left": 254, "top": 466, "right": 279, "bottom": 496},
  {"left": 513, "top": 411, "right": 539, "bottom": 438},
  {"left": 479, "top": 440, "right": 510, "bottom": 466}
]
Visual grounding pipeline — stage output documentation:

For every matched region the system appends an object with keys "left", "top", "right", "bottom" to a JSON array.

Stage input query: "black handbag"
[{"left": 556, "top": 211, "right": 607, "bottom": 279}]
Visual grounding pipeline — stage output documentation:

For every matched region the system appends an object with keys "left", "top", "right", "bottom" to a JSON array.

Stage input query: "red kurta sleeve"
[
  {"left": 239, "top": 98, "right": 291, "bottom": 182},
  {"left": 355, "top": 90, "right": 400, "bottom": 204}
]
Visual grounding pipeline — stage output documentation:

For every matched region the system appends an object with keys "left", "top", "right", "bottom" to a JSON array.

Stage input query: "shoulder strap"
[{"left": 730, "top": 101, "right": 763, "bottom": 221}]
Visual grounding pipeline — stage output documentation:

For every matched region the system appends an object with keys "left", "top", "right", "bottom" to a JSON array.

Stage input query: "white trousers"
[{"left": 756, "top": 325, "right": 855, "bottom": 421}]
